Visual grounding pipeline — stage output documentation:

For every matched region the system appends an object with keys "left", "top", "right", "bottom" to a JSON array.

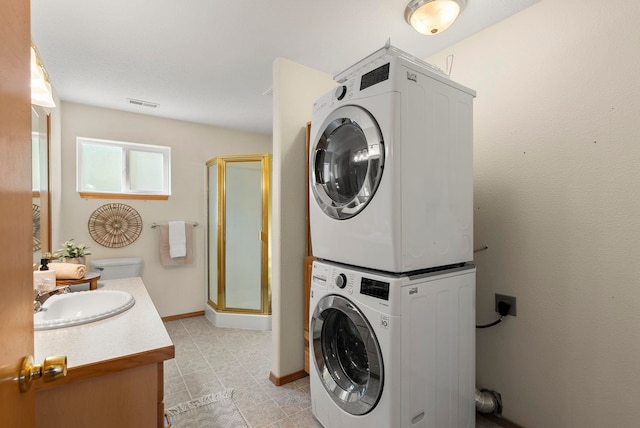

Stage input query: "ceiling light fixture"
[
  {"left": 405, "top": 0, "right": 467, "bottom": 35},
  {"left": 30, "top": 46, "right": 56, "bottom": 108}
]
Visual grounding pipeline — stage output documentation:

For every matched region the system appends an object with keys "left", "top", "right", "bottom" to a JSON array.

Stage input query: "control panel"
[
  {"left": 312, "top": 262, "right": 391, "bottom": 301},
  {"left": 360, "top": 62, "right": 390, "bottom": 91},
  {"left": 360, "top": 277, "right": 390, "bottom": 301},
  {"left": 335, "top": 273, "right": 347, "bottom": 288}
]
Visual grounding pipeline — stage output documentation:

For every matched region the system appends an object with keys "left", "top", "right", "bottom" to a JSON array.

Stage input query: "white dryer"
[
  {"left": 309, "top": 46, "right": 476, "bottom": 273},
  {"left": 309, "top": 259, "right": 476, "bottom": 428}
]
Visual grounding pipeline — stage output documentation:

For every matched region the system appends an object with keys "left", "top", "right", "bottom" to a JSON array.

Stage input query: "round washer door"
[
  {"left": 311, "top": 105, "right": 384, "bottom": 220},
  {"left": 310, "top": 294, "right": 384, "bottom": 415}
]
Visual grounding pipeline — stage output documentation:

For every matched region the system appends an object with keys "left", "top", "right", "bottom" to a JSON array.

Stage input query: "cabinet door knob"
[{"left": 19, "top": 354, "right": 67, "bottom": 392}]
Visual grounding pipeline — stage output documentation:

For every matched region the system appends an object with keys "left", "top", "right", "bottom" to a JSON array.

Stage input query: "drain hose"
[{"left": 475, "top": 388, "right": 502, "bottom": 415}]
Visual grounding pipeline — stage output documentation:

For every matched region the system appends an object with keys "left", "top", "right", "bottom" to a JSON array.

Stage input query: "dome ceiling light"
[
  {"left": 405, "top": 0, "right": 467, "bottom": 35},
  {"left": 31, "top": 45, "right": 55, "bottom": 108}
]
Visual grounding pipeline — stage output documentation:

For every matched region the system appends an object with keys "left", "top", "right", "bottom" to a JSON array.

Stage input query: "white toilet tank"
[{"left": 90, "top": 257, "right": 143, "bottom": 280}]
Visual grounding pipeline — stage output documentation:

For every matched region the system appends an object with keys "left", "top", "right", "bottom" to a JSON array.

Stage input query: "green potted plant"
[{"left": 55, "top": 239, "right": 92, "bottom": 265}]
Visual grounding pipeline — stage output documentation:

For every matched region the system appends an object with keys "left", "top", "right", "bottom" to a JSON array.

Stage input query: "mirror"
[{"left": 32, "top": 105, "right": 51, "bottom": 264}]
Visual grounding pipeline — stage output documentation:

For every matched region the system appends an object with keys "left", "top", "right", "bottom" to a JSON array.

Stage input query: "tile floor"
[
  {"left": 163, "top": 316, "right": 320, "bottom": 427},
  {"left": 164, "top": 316, "right": 502, "bottom": 428}
]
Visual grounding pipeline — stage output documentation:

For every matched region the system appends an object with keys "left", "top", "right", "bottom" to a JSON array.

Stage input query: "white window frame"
[{"left": 76, "top": 137, "right": 171, "bottom": 198}]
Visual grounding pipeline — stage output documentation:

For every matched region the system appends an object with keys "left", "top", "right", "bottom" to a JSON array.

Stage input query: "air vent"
[{"left": 127, "top": 98, "right": 159, "bottom": 108}]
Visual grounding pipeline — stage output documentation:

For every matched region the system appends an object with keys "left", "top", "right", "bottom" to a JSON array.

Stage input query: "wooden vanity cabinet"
[
  {"left": 34, "top": 348, "right": 173, "bottom": 428},
  {"left": 33, "top": 278, "right": 174, "bottom": 428}
]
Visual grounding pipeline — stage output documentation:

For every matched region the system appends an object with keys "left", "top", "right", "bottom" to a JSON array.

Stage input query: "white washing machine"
[
  {"left": 309, "top": 259, "right": 476, "bottom": 428},
  {"left": 309, "top": 45, "right": 476, "bottom": 273}
]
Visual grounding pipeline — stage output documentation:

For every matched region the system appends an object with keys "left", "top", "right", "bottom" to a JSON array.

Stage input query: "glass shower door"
[
  {"left": 206, "top": 154, "right": 270, "bottom": 314},
  {"left": 207, "top": 162, "right": 218, "bottom": 308},
  {"left": 224, "top": 161, "right": 262, "bottom": 310}
]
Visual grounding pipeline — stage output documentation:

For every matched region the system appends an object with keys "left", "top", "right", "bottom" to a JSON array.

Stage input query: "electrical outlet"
[{"left": 495, "top": 293, "right": 517, "bottom": 316}]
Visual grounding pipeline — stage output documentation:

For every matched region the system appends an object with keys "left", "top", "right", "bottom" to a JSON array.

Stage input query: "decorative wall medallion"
[
  {"left": 33, "top": 203, "right": 41, "bottom": 252},
  {"left": 88, "top": 203, "right": 143, "bottom": 248}
]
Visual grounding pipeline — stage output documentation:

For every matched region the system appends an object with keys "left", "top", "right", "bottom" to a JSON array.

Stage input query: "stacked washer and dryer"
[{"left": 308, "top": 45, "right": 477, "bottom": 428}]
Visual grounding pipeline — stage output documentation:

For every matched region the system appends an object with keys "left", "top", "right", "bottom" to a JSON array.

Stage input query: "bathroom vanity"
[{"left": 33, "top": 278, "right": 174, "bottom": 428}]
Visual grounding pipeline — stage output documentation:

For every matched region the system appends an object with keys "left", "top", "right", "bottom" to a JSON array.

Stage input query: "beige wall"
[
  {"left": 271, "top": 58, "right": 334, "bottom": 377},
  {"left": 428, "top": 0, "right": 640, "bottom": 426},
  {"left": 59, "top": 102, "right": 271, "bottom": 317}
]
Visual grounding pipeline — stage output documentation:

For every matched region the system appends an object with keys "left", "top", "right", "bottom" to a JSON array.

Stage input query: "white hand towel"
[{"left": 169, "top": 221, "right": 187, "bottom": 258}]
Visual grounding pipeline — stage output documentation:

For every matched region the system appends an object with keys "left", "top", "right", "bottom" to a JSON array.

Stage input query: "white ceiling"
[{"left": 32, "top": 0, "right": 540, "bottom": 135}]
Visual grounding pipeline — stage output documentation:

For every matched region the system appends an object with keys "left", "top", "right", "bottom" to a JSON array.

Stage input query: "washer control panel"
[
  {"left": 313, "top": 262, "right": 391, "bottom": 300},
  {"left": 360, "top": 277, "right": 390, "bottom": 301},
  {"left": 330, "top": 270, "right": 354, "bottom": 295},
  {"left": 335, "top": 273, "right": 347, "bottom": 288}
]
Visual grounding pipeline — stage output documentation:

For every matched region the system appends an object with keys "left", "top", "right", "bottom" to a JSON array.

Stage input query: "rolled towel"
[{"left": 47, "top": 263, "right": 86, "bottom": 279}]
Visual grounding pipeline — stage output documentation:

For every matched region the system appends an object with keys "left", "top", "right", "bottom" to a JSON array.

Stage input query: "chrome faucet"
[{"left": 33, "top": 286, "right": 71, "bottom": 312}]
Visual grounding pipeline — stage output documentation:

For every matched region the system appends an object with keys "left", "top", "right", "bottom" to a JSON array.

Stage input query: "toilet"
[{"left": 90, "top": 257, "right": 143, "bottom": 280}]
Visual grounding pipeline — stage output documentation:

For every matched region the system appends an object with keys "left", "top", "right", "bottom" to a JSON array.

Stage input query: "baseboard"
[
  {"left": 481, "top": 413, "right": 526, "bottom": 428},
  {"left": 269, "top": 370, "right": 308, "bottom": 386},
  {"left": 161, "top": 311, "right": 205, "bottom": 322}
]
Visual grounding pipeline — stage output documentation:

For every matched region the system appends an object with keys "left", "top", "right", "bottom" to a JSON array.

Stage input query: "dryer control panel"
[{"left": 360, "top": 63, "right": 390, "bottom": 91}]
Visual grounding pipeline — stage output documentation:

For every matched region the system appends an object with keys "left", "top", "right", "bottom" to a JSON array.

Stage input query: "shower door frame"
[{"left": 206, "top": 154, "right": 271, "bottom": 315}]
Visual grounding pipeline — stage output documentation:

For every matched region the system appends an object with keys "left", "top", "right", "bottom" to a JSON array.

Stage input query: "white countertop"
[{"left": 34, "top": 277, "right": 174, "bottom": 369}]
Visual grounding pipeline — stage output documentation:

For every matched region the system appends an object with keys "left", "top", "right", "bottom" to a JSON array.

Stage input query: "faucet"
[{"left": 33, "top": 286, "right": 71, "bottom": 312}]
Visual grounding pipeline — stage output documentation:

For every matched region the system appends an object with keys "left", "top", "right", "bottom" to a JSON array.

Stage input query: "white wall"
[
  {"left": 59, "top": 102, "right": 271, "bottom": 317},
  {"left": 271, "top": 58, "right": 335, "bottom": 377},
  {"left": 427, "top": 0, "right": 640, "bottom": 426}
]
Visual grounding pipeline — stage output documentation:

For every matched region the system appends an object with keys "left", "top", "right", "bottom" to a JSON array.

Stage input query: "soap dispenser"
[{"left": 34, "top": 257, "right": 56, "bottom": 292}]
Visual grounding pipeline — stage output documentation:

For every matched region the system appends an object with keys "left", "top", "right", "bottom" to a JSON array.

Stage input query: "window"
[{"left": 77, "top": 137, "right": 171, "bottom": 199}]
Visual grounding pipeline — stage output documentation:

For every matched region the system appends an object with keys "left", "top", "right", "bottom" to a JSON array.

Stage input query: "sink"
[{"left": 34, "top": 290, "right": 135, "bottom": 330}]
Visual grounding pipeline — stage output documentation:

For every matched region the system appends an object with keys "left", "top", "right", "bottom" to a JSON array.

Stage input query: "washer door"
[
  {"left": 311, "top": 294, "right": 384, "bottom": 415},
  {"left": 311, "top": 105, "right": 384, "bottom": 220}
]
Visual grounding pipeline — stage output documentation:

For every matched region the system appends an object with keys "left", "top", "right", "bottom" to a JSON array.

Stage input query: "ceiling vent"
[{"left": 127, "top": 98, "right": 159, "bottom": 108}]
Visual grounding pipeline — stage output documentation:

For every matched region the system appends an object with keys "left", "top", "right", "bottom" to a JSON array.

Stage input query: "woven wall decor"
[
  {"left": 33, "top": 203, "right": 41, "bottom": 252},
  {"left": 88, "top": 203, "right": 143, "bottom": 248}
]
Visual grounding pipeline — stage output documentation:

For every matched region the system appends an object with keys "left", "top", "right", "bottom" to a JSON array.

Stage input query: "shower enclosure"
[{"left": 206, "top": 154, "right": 271, "bottom": 330}]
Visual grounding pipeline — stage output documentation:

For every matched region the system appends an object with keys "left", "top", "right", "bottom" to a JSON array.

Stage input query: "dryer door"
[
  {"left": 310, "top": 294, "right": 383, "bottom": 415},
  {"left": 311, "top": 105, "right": 384, "bottom": 220}
]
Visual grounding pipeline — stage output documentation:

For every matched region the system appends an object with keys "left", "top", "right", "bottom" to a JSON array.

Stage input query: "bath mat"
[{"left": 165, "top": 388, "right": 248, "bottom": 428}]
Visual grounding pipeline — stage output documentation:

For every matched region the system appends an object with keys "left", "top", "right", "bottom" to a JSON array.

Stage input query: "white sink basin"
[{"left": 34, "top": 290, "right": 135, "bottom": 330}]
